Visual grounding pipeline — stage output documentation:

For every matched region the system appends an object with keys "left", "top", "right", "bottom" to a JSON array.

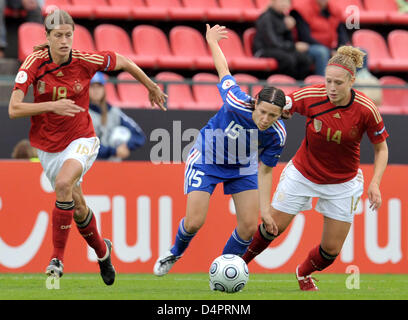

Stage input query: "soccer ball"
[{"left": 209, "top": 254, "right": 249, "bottom": 293}]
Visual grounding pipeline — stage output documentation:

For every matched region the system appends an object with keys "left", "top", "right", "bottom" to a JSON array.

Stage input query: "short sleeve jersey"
[
  {"left": 191, "top": 75, "right": 286, "bottom": 178},
  {"left": 13, "top": 48, "right": 117, "bottom": 152},
  {"left": 286, "top": 84, "right": 389, "bottom": 184}
]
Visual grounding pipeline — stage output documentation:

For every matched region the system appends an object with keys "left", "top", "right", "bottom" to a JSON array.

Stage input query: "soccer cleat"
[
  {"left": 45, "top": 258, "right": 64, "bottom": 278},
  {"left": 98, "top": 239, "right": 116, "bottom": 286},
  {"left": 153, "top": 250, "right": 180, "bottom": 276},
  {"left": 295, "top": 265, "right": 319, "bottom": 291}
]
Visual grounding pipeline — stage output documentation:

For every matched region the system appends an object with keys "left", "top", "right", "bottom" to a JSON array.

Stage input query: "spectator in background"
[
  {"left": 252, "top": 0, "right": 312, "bottom": 80},
  {"left": 354, "top": 50, "right": 382, "bottom": 107},
  {"left": 291, "top": 0, "right": 350, "bottom": 76},
  {"left": 0, "top": 0, "right": 43, "bottom": 58},
  {"left": 11, "top": 138, "right": 39, "bottom": 161},
  {"left": 89, "top": 72, "right": 146, "bottom": 161},
  {"left": 396, "top": 0, "right": 408, "bottom": 13}
]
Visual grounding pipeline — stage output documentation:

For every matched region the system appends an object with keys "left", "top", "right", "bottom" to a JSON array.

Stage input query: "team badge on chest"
[
  {"left": 73, "top": 80, "right": 83, "bottom": 94},
  {"left": 313, "top": 119, "right": 322, "bottom": 132}
]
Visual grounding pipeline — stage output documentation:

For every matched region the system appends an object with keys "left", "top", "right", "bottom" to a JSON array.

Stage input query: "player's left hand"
[
  {"left": 149, "top": 84, "right": 168, "bottom": 111},
  {"left": 367, "top": 182, "right": 382, "bottom": 210}
]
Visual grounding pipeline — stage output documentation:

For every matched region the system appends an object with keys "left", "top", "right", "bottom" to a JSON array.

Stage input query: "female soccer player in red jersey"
[
  {"left": 8, "top": 9, "right": 167, "bottom": 285},
  {"left": 242, "top": 46, "right": 389, "bottom": 291}
]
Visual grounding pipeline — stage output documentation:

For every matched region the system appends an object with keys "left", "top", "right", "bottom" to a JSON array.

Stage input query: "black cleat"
[
  {"left": 98, "top": 239, "right": 116, "bottom": 286},
  {"left": 45, "top": 258, "right": 64, "bottom": 278}
]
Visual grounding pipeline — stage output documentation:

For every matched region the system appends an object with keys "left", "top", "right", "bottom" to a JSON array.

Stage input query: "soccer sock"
[
  {"left": 297, "top": 244, "right": 338, "bottom": 277},
  {"left": 222, "top": 228, "right": 252, "bottom": 257},
  {"left": 170, "top": 218, "right": 196, "bottom": 257},
  {"left": 51, "top": 201, "right": 74, "bottom": 262},
  {"left": 75, "top": 208, "right": 107, "bottom": 260},
  {"left": 242, "top": 223, "right": 276, "bottom": 264}
]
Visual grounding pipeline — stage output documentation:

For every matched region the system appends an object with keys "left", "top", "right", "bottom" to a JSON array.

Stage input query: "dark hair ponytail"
[{"left": 255, "top": 86, "right": 286, "bottom": 109}]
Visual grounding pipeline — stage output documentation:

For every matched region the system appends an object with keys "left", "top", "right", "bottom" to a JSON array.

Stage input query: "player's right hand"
[
  {"left": 52, "top": 99, "right": 85, "bottom": 117},
  {"left": 261, "top": 208, "right": 279, "bottom": 236}
]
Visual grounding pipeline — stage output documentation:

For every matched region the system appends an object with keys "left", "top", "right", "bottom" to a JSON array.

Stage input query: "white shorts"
[
  {"left": 37, "top": 137, "right": 100, "bottom": 190},
  {"left": 271, "top": 161, "right": 364, "bottom": 223}
]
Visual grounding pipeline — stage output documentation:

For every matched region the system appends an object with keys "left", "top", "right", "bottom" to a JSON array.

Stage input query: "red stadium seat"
[
  {"left": 192, "top": 73, "right": 222, "bottom": 110},
  {"left": 219, "top": 28, "right": 270, "bottom": 71},
  {"left": 18, "top": 22, "right": 46, "bottom": 62},
  {"left": 124, "top": 0, "right": 167, "bottom": 20},
  {"left": 233, "top": 73, "right": 263, "bottom": 96},
  {"left": 145, "top": 0, "right": 203, "bottom": 20},
  {"left": 94, "top": 24, "right": 155, "bottom": 68},
  {"left": 170, "top": 26, "right": 213, "bottom": 69},
  {"left": 191, "top": 0, "right": 241, "bottom": 21},
  {"left": 352, "top": 29, "right": 407, "bottom": 72},
  {"left": 155, "top": 72, "right": 197, "bottom": 109},
  {"left": 116, "top": 72, "right": 151, "bottom": 108},
  {"left": 304, "top": 75, "right": 325, "bottom": 85},
  {"left": 267, "top": 74, "right": 299, "bottom": 95},
  {"left": 218, "top": 0, "right": 261, "bottom": 21},
  {"left": 388, "top": 30, "right": 408, "bottom": 62},
  {"left": 364, "top": 0, "right": 408, "bottom": 24},
  {"left": 98, "top": 73, "right": 122, "bottom": 106},
  {"left": 243, "top": 28, "right": 278, "bottom": 71},
  {"left": 73, "top": 24, "right": 95, "bottom": 52},
  {"left": 379, "top": 76, "right": 408, "bottom": 114},
  {"left": 132, "top": 25, "right": 193, "bottom": 69},
  {"left": 332, "top": 0, "right": 387, "bottom": 24},
  {"left": 254, "top": 0, "right": 269, "bottom": 9},
  {"left": 42, "top": 0, "right": 93, "bottom": 18}
]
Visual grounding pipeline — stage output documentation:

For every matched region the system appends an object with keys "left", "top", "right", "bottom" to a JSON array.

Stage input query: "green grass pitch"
[{"left": 1, "top": 273, "right": 408, "bottom": 300}]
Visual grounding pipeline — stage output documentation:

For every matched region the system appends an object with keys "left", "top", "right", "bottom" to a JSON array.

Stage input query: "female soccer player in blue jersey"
[{"left": 154, "top": 24, "right": 287, "bottom": 276}]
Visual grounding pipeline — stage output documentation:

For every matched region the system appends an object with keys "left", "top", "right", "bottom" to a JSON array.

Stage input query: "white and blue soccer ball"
[{"left": 209, "top": 254, "right": 249, "bottom": 293}]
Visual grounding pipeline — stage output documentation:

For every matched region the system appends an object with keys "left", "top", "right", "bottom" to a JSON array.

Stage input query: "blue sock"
[
  {"left": 170, "top": 218, "right": 196, "bottom": 257},
  {"left": 222, "top": 228, "right": 252, "bottom": 256}
]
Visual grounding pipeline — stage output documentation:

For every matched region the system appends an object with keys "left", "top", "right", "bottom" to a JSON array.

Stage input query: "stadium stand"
[
  {"left": 379, "top": 76, "right": 408, "bottom": 114},
  {"left": 233, "top": 73, "right": 263, "bottom": 96},
  {"left": 169, "top": 26, "right": 214, "bottom": 70},
  {"left": 132, "top": 25, "right": 193, "bottom": 69},
  {"left": 116, "top": 71, "right": 152, "bottom": 108},
  {"left": 155, "top": 71, "right": 197, "bottom": 109},
  {"left": 18, "top": 22, "right": 45, "bottom": 62},
  {"left": 304, "top": 75, "right": 325, "bottom": 85},
  {"left": 4, "top": 0, "right": 408, "bottom": 114},
  {"left": 191, "top": 73, "right": 222, "bottom": 110},
  {"left": 267, "top": 74, "right": 300, "bottom": 95}
]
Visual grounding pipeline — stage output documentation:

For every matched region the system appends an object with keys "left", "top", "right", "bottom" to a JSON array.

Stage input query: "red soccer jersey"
[
  {"left": 286, "top": 84, "right": 389, "bottom": 184},
  {"left": 13, "top": 48, "right": 117, "bottom": 152}
]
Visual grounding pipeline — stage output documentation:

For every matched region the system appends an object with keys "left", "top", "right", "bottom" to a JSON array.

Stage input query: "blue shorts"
[{"left": 184, "top": 148, "right": 258, "bottom": 195}]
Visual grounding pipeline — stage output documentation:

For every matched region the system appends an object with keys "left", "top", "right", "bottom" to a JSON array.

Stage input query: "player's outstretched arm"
[
  {"left": 258, "top": 161, "right": 278, "bottom": 235},
  {"left": 9, "top": 89, "right": 85, "bottom": 119},
  {"left": 206, "top": 24, "right": 231, "bottom": 81},
  {"left": 114, "top": 53, "right": 167, "bottom": 111},
  {"left": 367, "top": 140, "right": 388, "bottom": 210}
]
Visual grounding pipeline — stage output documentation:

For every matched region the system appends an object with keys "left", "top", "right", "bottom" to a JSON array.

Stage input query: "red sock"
[
  {"left": 298, "top": 245, "right": 337, "bottom": 277},
  {"left": 76, "top": 209, "right": 107, "bottom": 259},
  {"left": 242, "top": 224, "right": 275, "bottom": 264},
  {"left": 51, "top": 205, "right": 74, "bottom": 262}
]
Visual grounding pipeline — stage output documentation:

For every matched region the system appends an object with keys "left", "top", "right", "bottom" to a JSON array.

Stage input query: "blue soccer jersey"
[
  {"left": 184, "top": 75, "right": 286, "bottom": 195},
  {"left": 189, "top": 75, "right": 286, "bottom": 179}
]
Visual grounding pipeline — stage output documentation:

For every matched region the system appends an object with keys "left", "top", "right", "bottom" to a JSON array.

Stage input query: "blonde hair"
[
  {"left": 328, "top": 46, "right": 366, "bottom": 78},
  {"left": 33, "top": 9, "right": 75, "bottom": 52}
]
